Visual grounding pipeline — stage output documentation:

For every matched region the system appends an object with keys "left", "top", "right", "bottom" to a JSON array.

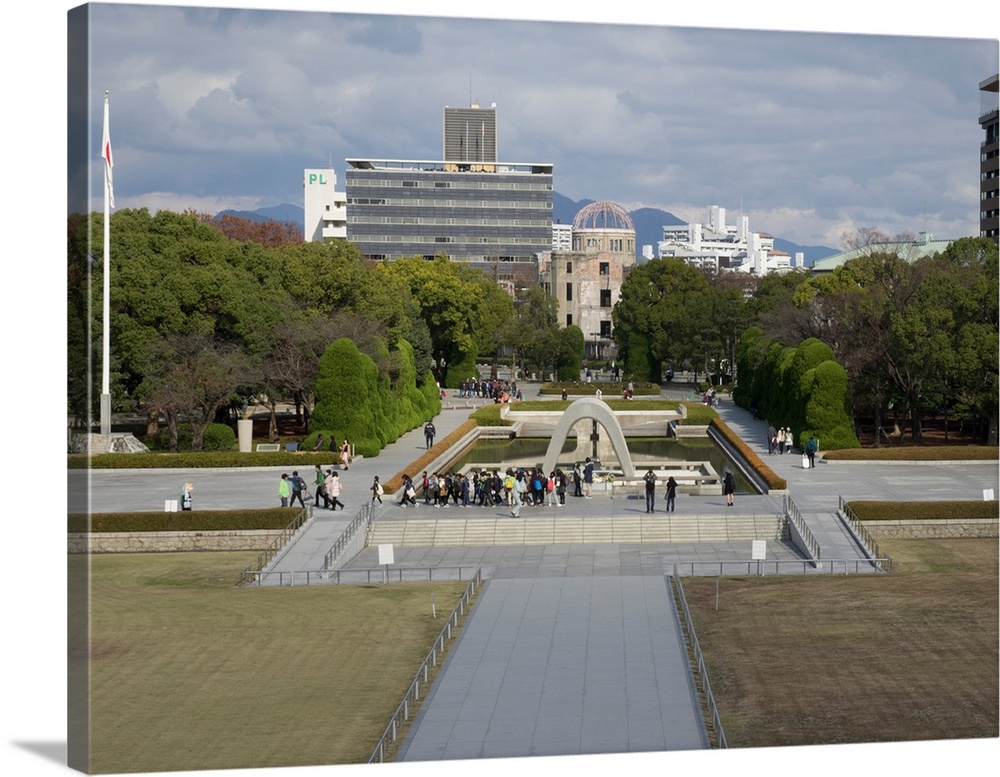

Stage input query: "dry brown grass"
[
  {"left": 683, "top": 538, "right": 999, "bottom": 748},
  {"left": 80, "top": 552, "right": 470, "bottom": 773}
]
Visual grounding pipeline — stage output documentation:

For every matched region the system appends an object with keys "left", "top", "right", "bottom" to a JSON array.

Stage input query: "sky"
[
  {"left": 70, "top": 1, "right": 998, "bottom": 249},
  {"left": 1, "top": 4, "right": 998, "bottom": 777}
]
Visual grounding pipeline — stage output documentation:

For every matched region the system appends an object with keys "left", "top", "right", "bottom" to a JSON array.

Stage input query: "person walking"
[
  {"left": 805, "top": 436, "right": 818, "bottom": 469},
  {"left": 723, "top": 470, "right": 736, "bottom": 507},
  {"left": 573, "top": 462, "right": 583, "bottom": 497},
  {"left": 340, "top": 439, "right": 351, "bottom": 470},
  {"left": 556, "top": 469, "right": 567, "bottom": 506},
  {"left": 643, "top": 469, "right": 657, "bottom": 513},
  {"left": 181, "top": 482, "right": 193, "bottom": 511},
  {"left": 400, "top": 475, "right": 418, "bottom": 507},
  {"left": 313, "top": 434, "right": 324, "bottom": 452},
  {"left": 326, "top": 471, "right": 345, "bottom": 511},
  {"left": 424, "top": 420, "right": 436, "bottom": 449},
  {"left": 314, "top": 464, "right": 328, "bottom": 508},
  {"left": 776, "top": 427, "right": 787, "bottom": 455},
  {"left": 370, "top": 475, "right": 384, "bottom": 505},
  {"left": 278, "top": 473, "right": 291, "bottom": 507},
  {"left": 767, "top": 423, "right": 777, "bottom": 455},
  {"left": 510, "top": 472, "right": 528, "bottom": 517},
  {"left": 289, "top": 470, "right": 307, "bottom": 508},
  {"left": 583, "top": 458, "right": 595, "bottom": 498},
  {"left": 665, "top": 476, "right": 677, "bottom": 512}
]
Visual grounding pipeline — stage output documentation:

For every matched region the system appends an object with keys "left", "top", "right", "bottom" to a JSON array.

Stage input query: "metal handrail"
[
  {"left": 839, "top": 497, "right": 892, "bottom": 572},
  {"left": 784, "top": 495, "right": 821, "bottom": 560},
  {"left": 321, "top": 502, "right": 375, "bottom": 573},
  {"left": 670, "top": 566, "right": 727, "bottom": 748},
  {"left": 671, "top": 558, "right": 892, "bottom": 576},
  {"left": 245, "top": 565, "right": 482, "bottom": 587},
  {"left": 237, "top": 508, "right": 310, "bottom": 586},
  {"left": 368, "top": 569, "right": 484, "bottom": 763}
]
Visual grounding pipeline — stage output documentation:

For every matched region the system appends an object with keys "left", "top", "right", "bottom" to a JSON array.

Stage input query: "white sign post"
[
  {"left": 983, "top": 489, "right": 995, "bottom": 501},
  {"left": 378, "top": 544, "right": 395, "bottom": 583},
  {"left": 752, "top": 540, "right": 767, "bottom": 576}
]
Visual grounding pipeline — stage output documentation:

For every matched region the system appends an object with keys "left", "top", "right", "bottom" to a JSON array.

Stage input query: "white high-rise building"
[{"left": 303, "top": 168, "right": 347, "bottom": 242}]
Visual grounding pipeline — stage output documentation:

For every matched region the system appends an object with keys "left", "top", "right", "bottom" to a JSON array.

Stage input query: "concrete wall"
[
  {"left": 68, "top": 530, "right": 283, "bottom": 554},
  {"left": 863, "top": 519, "right": 998, "bottom": 540}
]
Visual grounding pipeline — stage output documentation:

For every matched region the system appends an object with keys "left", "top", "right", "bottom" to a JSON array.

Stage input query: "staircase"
[{"left": 367, "top": 514, "right": 785, "bottom": 547}]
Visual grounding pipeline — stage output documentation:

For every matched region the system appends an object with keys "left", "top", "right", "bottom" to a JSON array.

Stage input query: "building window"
[
  {"left": 566, "top": 314, "right": 573, "bottom": 326},
  {"left": 566, "top": 261, "right": 572, "bottom": 273},
  {"left": 600, "top": 289, "right": 612, "bottom": 307},
  {"left": 599, "top": 262, "right": 609, "bottom": 275},
  {"left": 565, "top": 282, "right": 573, "bottom": 301},
  {"left": 600, "top": 320, "right": 612, "bottom": 338}
]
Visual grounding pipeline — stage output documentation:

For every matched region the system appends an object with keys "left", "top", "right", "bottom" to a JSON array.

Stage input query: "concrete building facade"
[
  {"left": 344, "top": 158, "right": 553, "bottom": 280},
  {"left": 540, "top": 201, "right": 637, "bottom": 361},
  {"left": 980, "top": 73, "right": 999, "bottom": 244},
  {"left": 443, "top": 103, "right": 498, "bottom": 163},
  {"left": 303, "top": 168, "right": 347, "bottom": 242},
  {"left": 657, "top": 205, "right": 798, "bottom": 274}
]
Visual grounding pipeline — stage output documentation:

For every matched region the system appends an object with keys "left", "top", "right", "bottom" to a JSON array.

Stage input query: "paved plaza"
[{"left": 80, "top": 382, "right": 1000, "bottom": 761}]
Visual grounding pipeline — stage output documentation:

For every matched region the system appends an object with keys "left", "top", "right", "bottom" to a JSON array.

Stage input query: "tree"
[
  {"left": 146, "top": 334, "right": 250, "bottom": 451},
  {"left": 380, "top": 256, "right": 515, "bottom": 383},
  {"left": 196, "top": 211, "right": 303, "bottom": 248}
]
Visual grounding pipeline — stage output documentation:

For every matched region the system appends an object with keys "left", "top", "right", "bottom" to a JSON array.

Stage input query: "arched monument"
[{"left": 541, "top": 397, "right": 635, "bottom": 478}]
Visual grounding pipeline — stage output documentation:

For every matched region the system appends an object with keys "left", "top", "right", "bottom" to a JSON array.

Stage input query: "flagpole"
[{"left": 101, "top": 90, "right": 112, "bottom": 435}]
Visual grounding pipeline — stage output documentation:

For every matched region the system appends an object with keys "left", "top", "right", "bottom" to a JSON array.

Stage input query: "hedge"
[
  {"left": 844, "top": 500, "right": 999, "bottom": 522},
  {"left": 823, "top": 446, "right": 998, "bottom": 461},
  {"left": 710, "top": 417, "right": 787, "bottom": 490},
  {"left": 67, "top": 508, "right": 301, "bottom": 533}
]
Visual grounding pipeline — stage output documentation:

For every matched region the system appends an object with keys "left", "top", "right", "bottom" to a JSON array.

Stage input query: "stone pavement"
[{"left": 81, "top": 382, "right": 999, "bottom": 762}]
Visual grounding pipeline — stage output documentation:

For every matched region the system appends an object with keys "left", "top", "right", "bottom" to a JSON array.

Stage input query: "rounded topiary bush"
[{"left": 201, "top": 423, "right": 236, "bottom": 451}]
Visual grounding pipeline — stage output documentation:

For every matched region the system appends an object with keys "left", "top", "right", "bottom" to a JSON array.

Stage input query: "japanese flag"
[{"left": 102, "top": 95, "right": 115, "bottom": 209}]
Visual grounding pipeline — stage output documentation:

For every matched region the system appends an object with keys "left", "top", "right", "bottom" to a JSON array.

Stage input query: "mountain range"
[{"left": 219, "top": 195, "right": 838, "bottom": 266}]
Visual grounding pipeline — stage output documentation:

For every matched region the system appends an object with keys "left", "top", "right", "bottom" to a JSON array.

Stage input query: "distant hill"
[
  {"left": 225, "top": 196, "right": 836, "bottom": 266},
  {"left": 216, "top": 203, "right": 304, "bottom": 227}
]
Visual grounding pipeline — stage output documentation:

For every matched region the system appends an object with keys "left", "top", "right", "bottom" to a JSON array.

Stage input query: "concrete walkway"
[{"left": 82, "top": 381, "right": 999, "bottom": 762}]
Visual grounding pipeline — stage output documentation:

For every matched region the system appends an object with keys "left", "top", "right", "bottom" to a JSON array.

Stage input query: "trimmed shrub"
[
  {"left": 444, "top": 347, "right": 478, "bottom": 390},
  {"left": 311, "top": 338, "right": 383, "bottom": 457},
  {"left": 799, "top": 360, "right": 861, "bottom": 450},
  {"left": 201, "top": 423, "right": 236, "bottom": 451}
]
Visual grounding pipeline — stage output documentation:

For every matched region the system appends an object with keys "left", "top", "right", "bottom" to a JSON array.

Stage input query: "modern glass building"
[{"left": 344, "top": 157, "right": 554, "bottom": 280}]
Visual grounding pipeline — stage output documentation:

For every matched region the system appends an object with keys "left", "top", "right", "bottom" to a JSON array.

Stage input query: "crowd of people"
[{"left": 454, "top": 377, "right": 522, "bottom": 403}]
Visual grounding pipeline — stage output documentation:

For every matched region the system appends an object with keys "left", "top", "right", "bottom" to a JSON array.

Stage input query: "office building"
[
  {"left": 980, "top": 73, "right": 999, "bottom": 243},
  {"left": 444, "top": 103, "right": 497, "bottom": 163},
  {"left": 345, "top": 101, "right": 553, "bottom": 281}
]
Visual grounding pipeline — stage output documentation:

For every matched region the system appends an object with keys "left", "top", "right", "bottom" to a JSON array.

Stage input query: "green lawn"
[{"left": 79, "top": 552, "right": 470, "bottom": 773}]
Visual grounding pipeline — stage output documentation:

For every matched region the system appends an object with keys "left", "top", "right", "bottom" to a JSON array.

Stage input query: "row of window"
[
  {"left": 350, "top": 234, "right": 552, "bottom": 246},
  {"left": 562, "top": 315, "right": 613, "bottom": 337},
  {"left": 347, "top": 197, "right": 552, "bottom": 210},
  {"left": 563, "top": 283, "right": 613, "bottom": 307},
  {"left": 346, "top": 216, "right": 553, "bottom": 228},
  {"left": 348, "top": 178, "right": 552, "bottom": 192}
]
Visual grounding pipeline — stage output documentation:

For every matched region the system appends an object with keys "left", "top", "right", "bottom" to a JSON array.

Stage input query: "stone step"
[{"left": 366, "top": 515, "right": 785, "bottom": 547}]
